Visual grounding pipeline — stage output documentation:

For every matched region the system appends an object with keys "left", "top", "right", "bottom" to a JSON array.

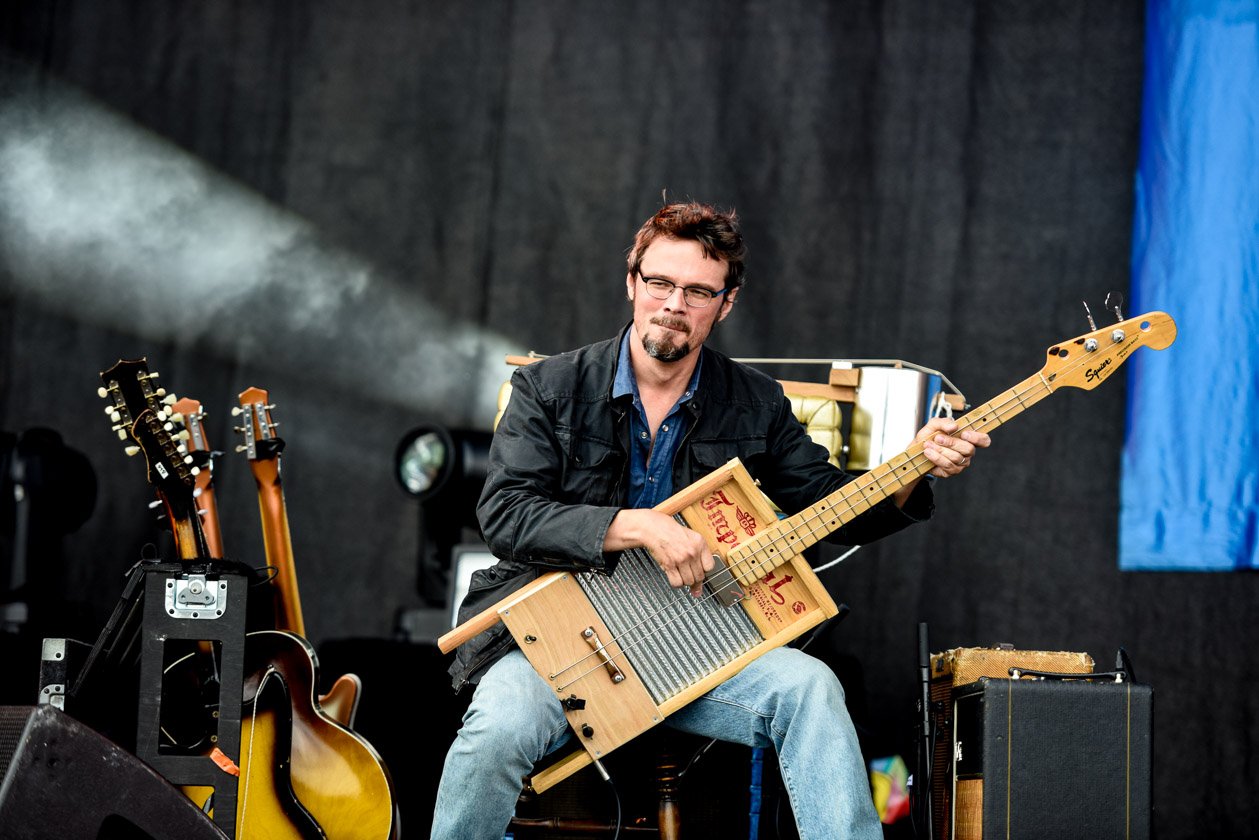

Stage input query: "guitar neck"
[
  {"left": 196, "top": 481, "right": 225, "bottom": 558},
  {"left": 767, "top": 370, "right": 1054, "bottom": 558},
  {"left": 167, "top": 500, "right": 213, "bottom": 561},
  {"left": 251, "top": 459, "right": 306, "bottom": 637}
]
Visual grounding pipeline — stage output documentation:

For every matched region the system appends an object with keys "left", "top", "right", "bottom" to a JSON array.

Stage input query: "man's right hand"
[{"left": 604, "top": 508, "right": 714, "bottom": 596}]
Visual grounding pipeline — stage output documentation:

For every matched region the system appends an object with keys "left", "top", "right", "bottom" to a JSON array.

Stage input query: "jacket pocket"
[
  {"left": 556, "top": 430, "right": 622, "bottom": 503},
  {"left": 690, "top": 439, "right": 768, "bottom": 472}
]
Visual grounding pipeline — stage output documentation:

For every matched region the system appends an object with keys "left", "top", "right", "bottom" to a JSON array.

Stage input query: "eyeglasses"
[{"left": 637, "top": 273, "right": 728, "bottom": 308}]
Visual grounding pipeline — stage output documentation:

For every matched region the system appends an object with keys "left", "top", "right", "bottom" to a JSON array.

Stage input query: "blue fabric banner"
[{"left": 1121, "top": 0, "right": 1259, "bottom": 569}]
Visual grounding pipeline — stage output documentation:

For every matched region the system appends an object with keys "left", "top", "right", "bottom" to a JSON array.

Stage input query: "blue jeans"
[{"left": 429, "top": 647, "right": 882, "bottom": 840}]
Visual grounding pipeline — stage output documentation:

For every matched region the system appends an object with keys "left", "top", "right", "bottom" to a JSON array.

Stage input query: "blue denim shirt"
[{"left": 611, "top": 330, "right": 702, "bottom": 508}]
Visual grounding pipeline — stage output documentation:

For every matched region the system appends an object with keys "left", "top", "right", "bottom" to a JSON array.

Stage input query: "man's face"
[{"left": 625, "top": 237, "right": 737, "bottom": 364}]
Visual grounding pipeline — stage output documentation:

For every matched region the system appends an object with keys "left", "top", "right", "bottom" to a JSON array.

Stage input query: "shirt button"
[
  {"left": 662, "top": 424, "right": 669, "bottom": 432},
  {"left": 640, "top": 431, "right": 649, "bottom": 439}
]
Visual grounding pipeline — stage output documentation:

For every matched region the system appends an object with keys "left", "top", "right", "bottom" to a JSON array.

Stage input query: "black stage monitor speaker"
[
  {"left": 0, "top": 705, "right": 228, "bottom": 840},
  {"left": 950, "top": 677, "right": 1152, "bottom": 840}
]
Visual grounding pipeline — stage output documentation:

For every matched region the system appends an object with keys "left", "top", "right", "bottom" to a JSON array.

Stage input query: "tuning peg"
[
  {"left": 1105, "top": 291, "right": 1125, "bottom": 322},
  {"left": 189, "top": 466, "right": 201, "bottom": 476},
  {"left": 124, "top": 445, "right": 140, "bottom": 457},
  {"left": 231, "top": 407, "right": 243, "bottom": 417},
  {"left": 175, "top": 430, "right": 190, "bottom": 441},
  {"left": 1082, "top": 300, "right": 1097, "bottom": 331},
  {"left": 116, "top": 429, "right": 128, "bottom": 441},
  {"left": 235, "top": 444, "right": 248, "bottom": 453},
  {"left": 168, "top": 413, "right": 184, "bottom": 424},
  {"left": 148, "top": 500, "right": 163, "bottom": 510},
  {"left": 97, "top": 386, "right": 109, "bottom": 399},
  {"left": 155, "top": 387, "right": 167, "bottom": 397},
  {"left": 162, "top": 393, "right": 177, "bottom": 405}
]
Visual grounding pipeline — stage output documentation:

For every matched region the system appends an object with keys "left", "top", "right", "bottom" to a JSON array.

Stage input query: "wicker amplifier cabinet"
[{"left": 927, "top": 646, "right": 1094, "bottom": 840}]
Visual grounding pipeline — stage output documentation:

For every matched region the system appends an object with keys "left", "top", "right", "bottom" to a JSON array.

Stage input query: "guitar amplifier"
[
  {"left": 927, "top": 646, "right": 1094, "bottom": 840},
  {"left": 951, "top": 677, "right": 1152, "bottom": 840}
]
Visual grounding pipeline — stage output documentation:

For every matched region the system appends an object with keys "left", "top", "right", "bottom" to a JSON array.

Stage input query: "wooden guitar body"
[{"left": 236, "top": 631, "right": 398, "bottom": 840}]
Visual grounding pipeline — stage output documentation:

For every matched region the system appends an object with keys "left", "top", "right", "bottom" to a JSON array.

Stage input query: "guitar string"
[
  {"left": 549, "top": 329, "right": 1141, "bottom": 689},
  {"left": 238, "top": 668, "right": 271, "bottom": 839}
]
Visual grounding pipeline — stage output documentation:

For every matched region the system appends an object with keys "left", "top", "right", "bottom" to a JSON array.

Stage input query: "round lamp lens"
[{"left": 398, "top": 431, "right": 449, "bottom": 496}]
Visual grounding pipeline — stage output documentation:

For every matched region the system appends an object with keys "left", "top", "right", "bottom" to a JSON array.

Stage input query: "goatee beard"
[{"left": 643, "top": 335, "right": 691, "bottom": 362}]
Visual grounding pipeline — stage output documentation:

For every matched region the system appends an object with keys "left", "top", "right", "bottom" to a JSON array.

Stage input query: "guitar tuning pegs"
[
  {"left": 1105, "top": 291, "right": 1125, "bottom": 322},
  {"left": 116, "top": 429, "right": 128, "bottom": 441},
  {"left": 124, "top": 445, "right": 140, "bottom": 456},
  {"left": 189, "top": 466, "right": 201, "bottom": 476},
  {"left": 231, "top": 407, "right": 243, "bottom": 417},
  {"left": 168, "top": 412, "right": 184, "bottom": 424},
  {"left": 148, "top": 499, "right": 163, "bottom": 510},
  {"left": 1082, "top": 300, "right": 1097, "bottom": 332},
  {"left": 97, "top": 386, "right": 109, "bottom": 399},
  {"left": 175, "top": 430, "right": 190, "bottom": 441},
  {"left": 183, "top": 455, "right": 194, "bottom": 465},
  {"left": 162, "top": 393, "right": 177, "bottom": 405},
  {"left": 235, "top": 444, "right": 248, "bottom": 453}
]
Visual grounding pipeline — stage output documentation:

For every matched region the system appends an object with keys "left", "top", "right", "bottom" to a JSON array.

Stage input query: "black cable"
[{"left": 603, "top": 771, "right": 623, "bottom": 840}]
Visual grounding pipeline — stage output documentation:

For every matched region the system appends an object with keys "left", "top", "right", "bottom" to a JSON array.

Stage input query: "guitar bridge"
[{"left": 582, "top": 627, "right": 625, "bottom": 684}]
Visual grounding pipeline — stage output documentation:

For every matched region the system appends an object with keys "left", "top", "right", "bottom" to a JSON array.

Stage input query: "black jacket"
[{"left": 448, "top": 326, "right": 934, "bottom": 691}]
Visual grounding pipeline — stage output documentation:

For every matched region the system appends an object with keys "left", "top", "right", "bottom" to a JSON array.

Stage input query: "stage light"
[
  {"left": 394, "top": 425, "right": 492, "bottom": 612},
  {"left": 394, "top": 425, "right": 456, "bottom": 500}
]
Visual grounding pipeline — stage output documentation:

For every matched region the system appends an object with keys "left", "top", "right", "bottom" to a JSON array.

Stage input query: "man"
[{"left": 431, "top": 201, "right": 988, "bottom": 839}]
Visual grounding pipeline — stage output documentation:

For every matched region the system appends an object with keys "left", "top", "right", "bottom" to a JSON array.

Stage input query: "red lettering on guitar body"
[
  {"left": 701, "top": 490, "right": 734, "bottom": 510},
  {"left": 761, "top": 571, "right": 794, "bottom": 605}
]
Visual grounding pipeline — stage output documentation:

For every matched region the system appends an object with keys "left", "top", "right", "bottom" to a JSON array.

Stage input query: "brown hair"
[{"left": 627, "top": 201, "right": 747, "bottom": 291}]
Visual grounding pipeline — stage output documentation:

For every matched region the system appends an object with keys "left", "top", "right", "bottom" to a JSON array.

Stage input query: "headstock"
[
  {"left": 98, "top": 358, "right": 180, "bottom": 444},
  {"left": 126, "top": 407, "right": 200, "bottom": 500},
  {"left": 232, "top": 386, "right": 285, "bottom": 462},
  {"left": 171, "top": 397, "right": 218, "bottom": 476},
  {"left": 98, "top": 358, "right": 208, "bottom": 559},
  {"left": 1040, "top": 311, "right": 1176, "bottom": 391}
]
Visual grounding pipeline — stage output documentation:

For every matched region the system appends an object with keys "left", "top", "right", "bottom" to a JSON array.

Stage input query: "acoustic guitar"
[{"left": 441, "top": 310, "right": 1179, "bottom": 793}]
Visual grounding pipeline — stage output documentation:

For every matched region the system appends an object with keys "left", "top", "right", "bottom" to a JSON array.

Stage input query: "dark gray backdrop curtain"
[{"left": 1, "top": 2, "right": 1254, "bottom": 838}]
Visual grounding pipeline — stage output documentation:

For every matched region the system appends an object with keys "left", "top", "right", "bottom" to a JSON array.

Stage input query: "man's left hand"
[{"left": 916, "top": 418, "right": 991, "bottom": 478}]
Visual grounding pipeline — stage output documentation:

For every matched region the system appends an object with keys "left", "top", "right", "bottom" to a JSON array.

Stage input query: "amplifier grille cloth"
[{"left": 578, "top": 543, "right": 762, "bottom": 705}]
